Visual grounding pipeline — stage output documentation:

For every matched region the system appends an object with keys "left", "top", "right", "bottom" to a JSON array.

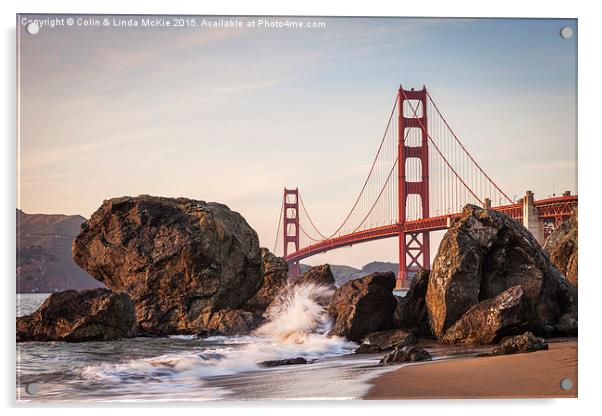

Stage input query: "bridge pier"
[
  {"left": 523, "top": 190, "right": 544, "bottom": 244},
  {"left": 396, "top": 86, "right": 431, "bottom": 291}
]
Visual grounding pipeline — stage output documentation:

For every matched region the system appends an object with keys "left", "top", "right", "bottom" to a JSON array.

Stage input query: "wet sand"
[{"left": 365, "top": 340, "right": 577, "bottom": 399}]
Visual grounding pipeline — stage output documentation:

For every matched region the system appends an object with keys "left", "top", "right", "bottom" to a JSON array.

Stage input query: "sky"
[{"left": 17, "top": 16, "right": 577, "bottom": 268}]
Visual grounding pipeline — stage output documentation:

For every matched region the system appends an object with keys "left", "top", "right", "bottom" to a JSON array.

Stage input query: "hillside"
[
  {"left": 301, "top": 261, "right": 399, "bottom": 286},
  {"left": 17, "top": 209, "right": 103, "bottom": 293}
]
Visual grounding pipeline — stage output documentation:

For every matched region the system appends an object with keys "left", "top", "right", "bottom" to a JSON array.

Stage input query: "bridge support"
[
  {"left": 397, "top": 86, "right": 430, "bottom": 289},
  {"left": 283, "top": 188, "right": 301, "bottom": 279},
  {"left": 523, "top": 190, "right": 544, "bottom": 244}
]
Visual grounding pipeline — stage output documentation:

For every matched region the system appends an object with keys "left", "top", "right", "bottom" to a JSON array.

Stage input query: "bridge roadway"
[{"left": 284, "top": 195, "right": 577, "bottom": 264}]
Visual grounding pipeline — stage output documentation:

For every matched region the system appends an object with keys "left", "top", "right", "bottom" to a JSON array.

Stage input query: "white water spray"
[{"left": 81, "top": 283, "right": 356, "bottom": 386}]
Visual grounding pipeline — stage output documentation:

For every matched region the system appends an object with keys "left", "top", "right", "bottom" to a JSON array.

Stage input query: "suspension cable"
[
  {"left": 298, "top": 193, "right": 328, "bottom": 240},
  {"left": 426, "top": 91, "right": 513, "bottom": 204},
  {"left": 321, "top": 93, "right": 399, "bottom": 238},
  {"left": 272, "top": 193, "right": 284, "bottom": 254},
  {"left": 401, "top": 89, "right": 484, "bottom": 205},
  {"left": 351, "top": 157, "right": 399, "bottom": 234}
]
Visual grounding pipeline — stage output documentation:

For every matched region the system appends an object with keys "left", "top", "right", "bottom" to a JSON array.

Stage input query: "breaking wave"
[{"left": 80, "top": 282, "right": 356, "bottom": 392}]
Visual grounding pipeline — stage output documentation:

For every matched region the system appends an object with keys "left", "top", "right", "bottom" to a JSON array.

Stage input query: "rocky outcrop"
[
  {"left": 544, "top": 211, "right": 578, "bottom": 286},
  {"left": 426, "top": 205, "right": 577, "bottom": 340},
  {"left": 362, "top": 329, "right": 417, "bottom": 350},
  {"left": 243, "top": 249, "right": 288, "bottom": 314},
  {"left": 491, "top": 332, "right": 548, "bottom": 356},
  {"left": 327, "top": 272, "right": 397, "bottom": 342},
  {"left": 379, "top": 345, "right": 432, "bottom": 365},
  {"left": 441, "top": 286, "right": 530, "bottom": 344},
  {"left": 17, "top": 288, "right": 136, "bottom": 342},
  {"left": 293, "top": 264, "right": 336, "bottom": 290},
  {"left": 393, "top": 269, "right": 431, "bottom": 336},
  {"left": 72, "top": 195, "right": 263, "bottom": 334}
]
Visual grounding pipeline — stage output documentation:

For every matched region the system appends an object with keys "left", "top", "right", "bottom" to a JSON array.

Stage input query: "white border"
[{"left": 3, "top": 0, "right": 601, "bottom": 414}]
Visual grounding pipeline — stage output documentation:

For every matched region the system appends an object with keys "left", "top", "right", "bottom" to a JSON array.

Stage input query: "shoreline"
[{"left": 364, "top": 340, "right": 577, "bottom": 400}]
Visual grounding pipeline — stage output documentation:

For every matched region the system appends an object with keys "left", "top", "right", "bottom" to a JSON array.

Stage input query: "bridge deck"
[{"left": 284, "top": 195, "right": 577, "bottom": 263}]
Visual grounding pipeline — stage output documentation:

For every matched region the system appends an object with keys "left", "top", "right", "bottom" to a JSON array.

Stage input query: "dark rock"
[
  {"left": 363, "top": 329, "right": 417, "bottom": 350},
  {"left": 491, "top": 331, "right": 549, "bottom": 356},
  {"left": 354, "top": 343, "right": 383, "bottom": 354},
  {"left": 135, "top": 329, "right": 168, "bottom": 338},
  {"left": 441, "top": 286, "right": 530, "bottom": 344},
  {"left": 554, "top": 311, "right": 578, "bottom": 336},
  {"left": 17, "top": 288, "right": 136, "bottom": 342},
  {"left": 204, "top": 309, "right": 262, "bottom": 336},
  {"left": 327, "top": 272, "right": 397, "bottom": 342},
  {"left": 243, "top": 248, "right": 288, "bottom": 314},
  {"left": 293, "top": 264, "right": 336, "bottom": 290},
  {"left": 72, "top": 195, "right": 263, "bottom": 334},
  {"left": 259, "top": 357, "right": 309, "bottom": 367},
  {"left": 379, "top": 345, "right": 432, "bottom": 365},
  {"left": 426, "top": 204, "right": 577, "bottom": 340},
  {"left": 393, "top": 269, "right": 432, "bottom": 337},
  {"left": 544, "top": 210, "right": 578, "bottom": 286}
]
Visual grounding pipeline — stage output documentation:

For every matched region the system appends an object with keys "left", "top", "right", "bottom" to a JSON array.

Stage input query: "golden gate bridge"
[{"left": 272, "top": 86, "right": 577, "bottom": 289}]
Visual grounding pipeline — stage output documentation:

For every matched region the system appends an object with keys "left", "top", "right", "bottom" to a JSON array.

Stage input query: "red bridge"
[{"left": 273, "top": 86, "right": 577, "bottom": 289}]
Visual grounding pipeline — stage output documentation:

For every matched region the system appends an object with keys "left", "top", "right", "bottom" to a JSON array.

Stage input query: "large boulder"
[
  {"left": 426, "top": 204, "right": 577, "bottom": 340},
  {"left": 393, "top": 269, "right": 432, "bottom": 336},
  {"left": 544, "top": 211, "right": 578, "bottom": 286},
  {"left": 293, "top": 264, "right": 336, "bottom": 290},
  {"left": 72, "top": 195, "right": 263, "bottom": 334},
  {"left": 327, "top": 272, "right": 397, "bottom": 342},
  {"left": 243, "top": 248, "right": 288, "bottom": 314},
  {"left": 17, "top": 288, "right": 136, "bottom": 342},
  {"left": 441, "top": 285, "right": 530, "bottom": 344}
]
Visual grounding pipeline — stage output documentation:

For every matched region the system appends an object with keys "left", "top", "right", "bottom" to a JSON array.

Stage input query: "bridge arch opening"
[
  {"left": 405, "top": 158, "right": 423, "bottom": 182},
  {"left": 403, "top": 100, "right": 423, "bottom": 118},
  {"left": 404, "top": 127, "right": 423, "bottom": 147}
]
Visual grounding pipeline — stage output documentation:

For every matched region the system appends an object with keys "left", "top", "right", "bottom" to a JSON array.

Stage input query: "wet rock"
[
  {"left": 553, "top": 311, "right": 578, "bottom": 336},
  {"left": 293, "top": 264, "right": 336, "bottom": 290},
  {"left": 393, "top": 269, "right": 432, "bottom": 337},
  {"left": 491, "top": 331, "right": 549, "bottom": 356},
  {"left": 135, "top": 329, "right": 168, "bottom": 338},
  {"left": 426, "top": 204, "right": 577, "bottom": 340},
  {"left": 72, "top": 195, "right": 263, "bottom": 334},
  {"left": 379, "top": 345, "right": 432, "bottom": 365},
  {"left": 363, "top": 329, "right": 417, "bottom": 350},
  {"left": 441, "top": 286, "right": 530, "bottom": 344},
  {"left": 243, "top": 249, "right": 288, "bottom": 314},
  {"left": 544, "top": 210, "right": 578, "bottom": 286},
  {"left": 17, "top": 288, "right": 136, "bottom": 342},
  {"left": 204, "top": 309, "right": 262, "bottom": 336},
  {"left": 354, "top": 343, "right": 383, "bottom": 354},
  {"left": 259, "top": 357, "right": 309, "bottom": 367},
  {"left": 327, "top": 272, "right": 397, "bottom": 342}
]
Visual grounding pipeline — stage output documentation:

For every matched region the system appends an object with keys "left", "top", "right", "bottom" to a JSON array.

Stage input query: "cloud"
[{"left": 217, "top": 79, "right": 286, "bottom": 94}]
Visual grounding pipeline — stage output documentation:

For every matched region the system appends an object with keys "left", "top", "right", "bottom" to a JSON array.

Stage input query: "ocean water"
[{"left": 16, "top": 285, "right": 486, "bottom": 402}]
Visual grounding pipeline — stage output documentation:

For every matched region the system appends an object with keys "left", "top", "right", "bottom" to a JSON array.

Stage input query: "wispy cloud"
[{"left": 217, "top": 79, "right": 286, "bottom": 94}]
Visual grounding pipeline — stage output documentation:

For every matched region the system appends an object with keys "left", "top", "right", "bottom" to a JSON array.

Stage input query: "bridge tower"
[
  {"left": 397, "top": 86, "right": 430, "bottom": 289},
  {"left": 283, "top": 188, "right": 301, "bottom": 278}
]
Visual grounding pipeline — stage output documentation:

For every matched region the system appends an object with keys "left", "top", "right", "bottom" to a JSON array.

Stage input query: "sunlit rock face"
[
  {"left": 426, "top": 204, "right": 577, "bottom": 342},
  {"left": 73, "top": 195, "right": 263, "bottom": 334}
]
